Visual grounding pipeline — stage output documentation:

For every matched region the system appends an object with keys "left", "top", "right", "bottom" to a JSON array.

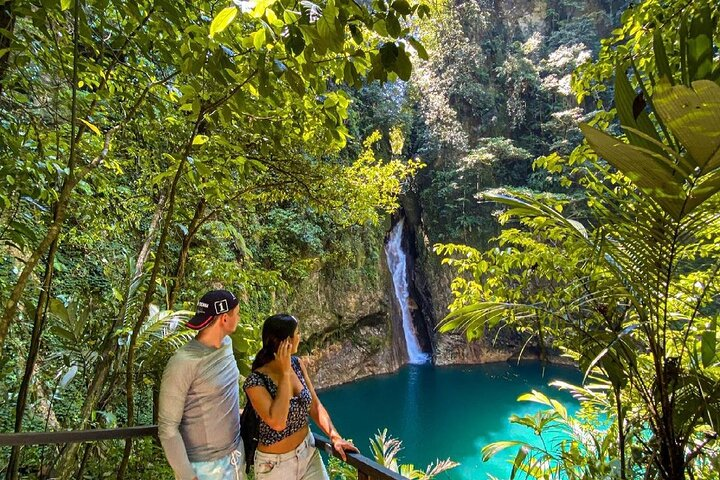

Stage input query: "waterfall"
[{"left": 385, "top": 218, "right": 431, "bottom": 364}]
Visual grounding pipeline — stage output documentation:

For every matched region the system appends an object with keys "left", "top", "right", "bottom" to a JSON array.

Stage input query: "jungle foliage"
[
  {"left": 0, "top": 0, "right": 426, "bottom": 477},
  {"left": 410, "top": 0, "right": 614, "bottom": 248},
  {"left": 5, "top": 0, "right": 719, "bottom": 478},
  {"left": 327, "top": 429, "right": 458, "bottom": 480},
  {"left": 438, "top": 2, "right": 720, "bottom": 479}
]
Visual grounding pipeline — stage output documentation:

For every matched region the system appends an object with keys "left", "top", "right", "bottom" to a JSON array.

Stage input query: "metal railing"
[{"left": 0, "top": 426, "right": 405, "bottom": 480}]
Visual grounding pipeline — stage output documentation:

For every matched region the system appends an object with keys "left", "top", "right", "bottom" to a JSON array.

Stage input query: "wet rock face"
[
  {"left": 434, "top": 332, "right": 518, "bottom": 365},
  {"left": 300, "top": 318, "right": 400, "bottom": 390},
  {"left": 283, "top": 267, "right": 388, "bottom": 336}
]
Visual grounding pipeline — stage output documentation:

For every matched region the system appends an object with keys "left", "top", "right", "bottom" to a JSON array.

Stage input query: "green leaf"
[
  {"left": 481, "top": 441, "right": 527, "bottom": 462},
  {"left": 8, "top": 220, "right": 38, "bottom": 247},
  {"left": 702, "top": 317, "right": 717, "bottom": 368},
  {"left": 439, "top": 301, "right": 534, "bottom": 337},
  {"left": 209, "top": 6, "right": 238, "bottom": 38},
  {"left": 258, "top": 67, "right": 272, "bottom": 96},
  {"left": 49, "top": 326, "right": 76, "bottom": 344},
  {"left": 324, "top": 0, "right": 337, "bottom": 19},
  {"left": 49, "top": 298, "right": 69, "bottom": 324},
  {"left": 680, "top": 13, "right": 689, "bottom": 85},
  {"left": 349, "top": 23, "right": 363, "bottom": 44},
  {"left": 510, "top": 446, "right": 529, "bottom": 480},
  {"left": 391, "top": 0, "right": 411, "bottom": 15},
  {"left": 417, "top": 4, "right": 430, "bottom": 18},
  {"left": 283, "top": 9, "right": 298, "bottom": 23},
  {"left": 343, "top": 61, "right": 358, "bottom": 86},
  {"left": 80, "top": 118, "right": 101, "bottom": 136},
  {"left": 317, "top": 17, "right": 333, "bottom": 42},
  {"left": 253, "top": 28, "right": 267, "bottom": 50},
  {"left": 509, "top": 414, "right": 544, "bottom": 431},
  {"left": 379, "top": 42, "right": 398, "bottom": 68},
  {"left": 653, "top": 29, "right": 673, "bottom": 85},
  {"left": 385, "top": 12, "right": 401, "bottom": 37},
  {"left": 394, "top": 48, "right": 411, "bottom": 81},
  {"left": 61, "top": 0, "right": 72, "bottom": 11},
  {"left": 285, "top": 68, "right": 305, "bottom": 96},
  {"left": 653, "top": 80, "right": 720, "bottom": 174},
  {"left": 192, "top": 134, "right": 209, "bottom": 145},
  {"left": 265, "top": 8, "right": 279, "bottom": 25},
  {"left": 580, "top": 123, "right": 685, "bottom": 219},
  {"left": 517, "top": 390, "right": 550, "bottom": 406},
  {"left": 550, "top": 399, "right": 567, "bottom": 420},
  {"left": 373, "top": 19, "right": 388, "bottom": 37},
  {"left": 251, "top": 0, "right": 276, "bottom": 18},
  {"left": 687, "top": 6, "right": 714, "bottom": 81},
  {"left": 286, "top": 26, "right": 305, "bottom": 56},
  {"left": 690, "top": 169, "right": 720, "bottom": 212},
  {"left": 614, "top": 63, "right": 662, "bottom": 153},
  {"left": 408, "top": 37, "right": 428, "bottom": 60}
]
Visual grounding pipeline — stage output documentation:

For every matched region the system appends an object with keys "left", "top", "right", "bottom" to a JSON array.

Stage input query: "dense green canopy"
[
  {"left": 0, "top": 0, "right": 426, "bottom": 477},
  {"left": 439, "top": 3, "right": 720, "bottom": 479}
]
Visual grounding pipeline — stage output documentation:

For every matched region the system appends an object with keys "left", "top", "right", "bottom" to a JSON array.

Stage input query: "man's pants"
[{"left": 190, "top": 447, "right": 245, "bottom": 480}]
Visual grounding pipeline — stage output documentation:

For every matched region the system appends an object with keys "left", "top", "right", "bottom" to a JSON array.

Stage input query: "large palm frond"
[{"left": 124, "top": 306, "right": 194, "bottom": 365}]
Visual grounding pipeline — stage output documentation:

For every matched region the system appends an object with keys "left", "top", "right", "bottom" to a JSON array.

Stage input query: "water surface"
[{"left": 318, "top": 362, "right": 581, "bottom": 479}]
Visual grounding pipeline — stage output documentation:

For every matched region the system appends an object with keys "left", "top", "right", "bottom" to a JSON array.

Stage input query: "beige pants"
[{"left": 254, "top": 432, "right": 329, "bottom": 480}]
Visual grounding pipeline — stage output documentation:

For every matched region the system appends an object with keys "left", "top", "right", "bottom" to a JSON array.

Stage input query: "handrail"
[
  {"left": 0, "top": 425, "right": 158, "bottom": 447},
  {"left": 0, "top": 427, "right": 406, "bottom": 480},
  {"left": 313, "top": 433, "right": 406, "bottom": 480}
]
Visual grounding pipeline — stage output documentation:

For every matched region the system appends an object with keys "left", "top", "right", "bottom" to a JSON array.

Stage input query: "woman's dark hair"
[{"left": 251, "top": 313, "right": 298, "bottom": 371}]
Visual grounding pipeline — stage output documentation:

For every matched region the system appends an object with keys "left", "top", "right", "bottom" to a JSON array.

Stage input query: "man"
[{"left": 159, "top": 289, "right": 245, "bottom": 480}]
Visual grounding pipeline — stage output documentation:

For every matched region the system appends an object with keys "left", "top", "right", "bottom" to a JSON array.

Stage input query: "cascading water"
[{"left": 385, "top": 218, "right": 431, "bottom": 364}]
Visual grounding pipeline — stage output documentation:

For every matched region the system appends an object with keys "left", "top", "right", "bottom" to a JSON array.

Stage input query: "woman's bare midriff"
[{"left": 257, "top": 424, "right": 310, "bottom": 454}]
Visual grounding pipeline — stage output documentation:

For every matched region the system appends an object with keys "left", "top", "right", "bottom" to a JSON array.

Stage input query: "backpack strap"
[{"left": 242, "top": 370, "right": 273, "bottom": 474}]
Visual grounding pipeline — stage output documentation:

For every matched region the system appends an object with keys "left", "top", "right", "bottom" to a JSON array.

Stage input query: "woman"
[{"left": 243, "top": 314, "right": 357, "bottom": 479}]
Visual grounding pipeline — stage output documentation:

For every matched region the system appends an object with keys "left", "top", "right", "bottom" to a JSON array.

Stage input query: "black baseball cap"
[{"left": 187, "top": 289, "right": 239, "bottom": 330}]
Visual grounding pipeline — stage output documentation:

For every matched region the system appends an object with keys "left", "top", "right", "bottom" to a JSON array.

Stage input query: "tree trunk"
[
  {"left": 614, "top": 383, "right": 627, "bottom": 480},
  {"left": 152, "top": 372, "right": 161, "bottom": 426},
  {"left": 167, "top": 199, "right": 206, "bottom": 307},
  {"left": 0, "top": 0, "right": 81, "bottom": 353},
  {"left": 6, "top": 233, "right": 60, "bottom": 480},
  {"left": 0, "top": 193, "right": 71, "bottom": 352},
  {"left": 0, "top": 2, "right": 15, "bottom": 91},
  {"left": 652, "top": 353, "right": 685, "bottom": 480},
  {"left": 118, "top": 135, "right": 194, "bottom": 478},
  {"left": 75, "top": 444, "right": 92, "bottom": 479},
  {"left": 51, "top": 196, "right": 166, "bottom": 479},
  {"left": 0, "top": 1, "right": 157, "bottom": 354},
  {"left": 658, "top": 413, "right": 685, "bottom": 480},
  {"left": 535, "top": 317, "right": 548, "bottom": 365}
]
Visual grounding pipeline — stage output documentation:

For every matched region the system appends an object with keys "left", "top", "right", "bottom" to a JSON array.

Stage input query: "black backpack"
[{"left": 240, "top": 374, "right": 270, "bottom": 474}]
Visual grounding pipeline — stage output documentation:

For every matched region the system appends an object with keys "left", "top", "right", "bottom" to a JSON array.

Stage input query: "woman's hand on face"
[
  {"left": 275, "top": 339, "right": 293, "bottom": 373},
  {"left": 331, "top": 438, "right": 358, "bottom": 462}
]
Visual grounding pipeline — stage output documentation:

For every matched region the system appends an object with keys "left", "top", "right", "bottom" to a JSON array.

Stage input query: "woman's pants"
[{"left": 254, "top": 431, "right": 329, "bottom": 480}]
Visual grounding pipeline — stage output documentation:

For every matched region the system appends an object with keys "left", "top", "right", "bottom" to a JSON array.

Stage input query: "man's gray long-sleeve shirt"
[{"left": 158, "top": 336, "right": 241, "bottom": 480}]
